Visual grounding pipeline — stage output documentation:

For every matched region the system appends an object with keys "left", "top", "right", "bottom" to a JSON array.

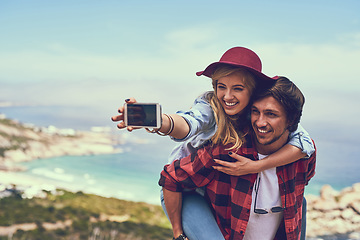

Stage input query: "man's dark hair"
[{"left": 253, "top": 77, "right": 305, "bottom": 132}]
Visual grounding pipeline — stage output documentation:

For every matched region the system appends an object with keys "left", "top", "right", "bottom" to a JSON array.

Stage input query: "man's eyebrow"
[
  {"left": 264, "top": 109, "right": 280, "bottom": 114},
  {"left": 251, "top": 105, "right": 280, "bottom": 113}
]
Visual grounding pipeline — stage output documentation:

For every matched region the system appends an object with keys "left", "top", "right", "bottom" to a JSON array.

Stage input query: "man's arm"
[
  {"left": 159, "top": 145, "right": 219, "bottom": 239},
  {"left": 163, "top": 189, "right": 186, "bottom": 239}
]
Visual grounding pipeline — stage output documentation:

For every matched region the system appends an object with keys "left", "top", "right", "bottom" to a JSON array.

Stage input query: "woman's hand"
[
  {"left": 213, "top": 152, "right": 260, "bottom": 176},
  {"left": 111, "top": 98, "right": 140, "bottom": 132}
]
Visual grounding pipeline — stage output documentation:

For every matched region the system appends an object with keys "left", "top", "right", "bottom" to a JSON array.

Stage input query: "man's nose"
[{"left": 255, "top": 114, "right": 267, "bottom": 127}]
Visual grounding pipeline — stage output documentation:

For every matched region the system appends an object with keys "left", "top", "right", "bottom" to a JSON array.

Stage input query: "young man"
[{"left": 159, "top": 77, "right": 316, "bottom": 240}]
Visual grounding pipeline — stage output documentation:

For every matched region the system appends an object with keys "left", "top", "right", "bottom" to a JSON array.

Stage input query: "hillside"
[
  {"left": 0, "top": 188, "right": 172, "bottom": 240},
  {"left": 0, "top": 117, "right": 173, "bottom": 239}
]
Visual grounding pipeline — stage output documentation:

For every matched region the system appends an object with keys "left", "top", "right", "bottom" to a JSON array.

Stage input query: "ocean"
[
  {"left": 18, "top": 143, "right": 170, "bottom": 205},
  {"left": 1, "top": 105, "right": 359, "bottom": 205}
]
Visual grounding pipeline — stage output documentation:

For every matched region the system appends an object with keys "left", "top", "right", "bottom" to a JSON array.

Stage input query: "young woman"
[{"left": 111, "top": 47, "right": 314, "bottom": 240}]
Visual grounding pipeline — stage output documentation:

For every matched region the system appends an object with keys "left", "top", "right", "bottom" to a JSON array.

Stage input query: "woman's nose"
[{"left": 224, "top": 90, "right": 233, "bottom": 100}]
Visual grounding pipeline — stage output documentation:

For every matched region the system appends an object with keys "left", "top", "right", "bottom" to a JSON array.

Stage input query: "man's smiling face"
[{"left": 251, "top": 96, "right": 290, "bottom": 154}]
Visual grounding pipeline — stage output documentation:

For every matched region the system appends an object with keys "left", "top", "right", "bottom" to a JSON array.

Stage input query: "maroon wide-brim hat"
[{"left": 196, "top": 46, "right": 275, "bottom": 82}]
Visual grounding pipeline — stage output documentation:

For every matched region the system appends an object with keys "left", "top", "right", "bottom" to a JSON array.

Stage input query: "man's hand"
[
  {"left": 173, "top": 233, "right": 189, "bottom": 240},
  {"left": 213, "top": 152, "right": 260, "bottom": 176}
]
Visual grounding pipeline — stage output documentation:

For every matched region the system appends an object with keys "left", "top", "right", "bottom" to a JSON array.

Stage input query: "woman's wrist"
[
  {"left": 161, "top": 113, "right": 174, "bottom": 135},
  {"left": 255, "top": 159, "right": 267, "bottom": 173},
  {"left": 146, "top": 113, "right": 174, "bottom": 136}
]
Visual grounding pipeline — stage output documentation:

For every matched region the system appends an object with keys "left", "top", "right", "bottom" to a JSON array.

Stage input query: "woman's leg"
[
  {"left": 300, "top": 197, "right": 307, "bottom": 240},
  {"left": 161, "top": 190, "right": 224, "bottom": 240}
]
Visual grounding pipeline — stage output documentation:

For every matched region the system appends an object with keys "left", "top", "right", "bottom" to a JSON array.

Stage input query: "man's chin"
[
  {"left": 255, "top": 136, "right": 273, "bottom": 146},
  {"left": 256, "top": 140, "right": 270, "bottom": 146}
]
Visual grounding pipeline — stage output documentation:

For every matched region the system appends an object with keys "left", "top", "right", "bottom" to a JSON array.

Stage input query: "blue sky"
[
  {"left": 0, "top": 1, "right": 360, "bottom": 191},
  {"left": 0, "top": 1, "right": 359, "bottom": 135}
]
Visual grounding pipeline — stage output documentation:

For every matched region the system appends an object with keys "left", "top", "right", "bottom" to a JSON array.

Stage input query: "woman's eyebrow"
[{"left": 233, "top": 84, "right": 245, "bottom": 87}]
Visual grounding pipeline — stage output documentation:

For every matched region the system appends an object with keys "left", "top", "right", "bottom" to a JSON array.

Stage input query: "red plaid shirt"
[{"left": 159, "top": 137, "right": 316, "bottom": 240}]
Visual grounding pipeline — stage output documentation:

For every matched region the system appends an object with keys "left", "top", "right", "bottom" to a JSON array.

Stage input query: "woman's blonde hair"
[{"left": 207, "top": 64, "right": 257, "bottom": 150}]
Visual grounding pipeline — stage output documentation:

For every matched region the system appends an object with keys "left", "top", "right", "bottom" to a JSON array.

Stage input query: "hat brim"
[{"left": 196, "top": 61, "right": 275, "bottom": 82}]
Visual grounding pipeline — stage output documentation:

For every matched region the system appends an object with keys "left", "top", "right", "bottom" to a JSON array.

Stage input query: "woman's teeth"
[{"left": 225, "top": 101, "right": 237, "bottom": 106}]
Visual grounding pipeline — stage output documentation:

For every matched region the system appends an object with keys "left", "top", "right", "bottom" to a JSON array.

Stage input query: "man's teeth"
[
  {"left": 225, "top": 102, "right": 237, "bottom": 106},
  {"left": 258, "top": 128, "right": 267, "bottom": 133}
]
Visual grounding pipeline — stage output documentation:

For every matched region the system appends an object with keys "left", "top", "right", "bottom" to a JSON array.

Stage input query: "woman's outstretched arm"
[{"left": 111, "top": 98, "right": 190, "bottom": 139}]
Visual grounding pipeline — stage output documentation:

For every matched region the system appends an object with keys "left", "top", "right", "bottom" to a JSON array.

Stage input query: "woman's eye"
[{"left": 234, "top": 87, "right": 244, "bottom": 91}]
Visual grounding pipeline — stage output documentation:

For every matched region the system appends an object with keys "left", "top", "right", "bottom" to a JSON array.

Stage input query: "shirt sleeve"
[
  {"left": 171, "top": 92, "right": 216, "bottom": 142},
  {"left": 288, "top": 124, "right": 315, "bottom": 157},
  {"left": 159, "top": 145, "right": 217, "bottom": 192},
  {"left": 305, "top": 141, "right": 317, "bottom": 185}
]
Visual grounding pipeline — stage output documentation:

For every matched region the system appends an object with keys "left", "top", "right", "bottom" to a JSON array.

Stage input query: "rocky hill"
[
  {"left": 0, "top": 118, "right": 119, "bottom": 171},
  {"left": 306, "top": 183, "right": 360, "bottom": 239}
]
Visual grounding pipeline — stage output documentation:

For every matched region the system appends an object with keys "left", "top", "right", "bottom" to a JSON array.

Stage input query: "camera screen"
[{"left": 127, "top": 104, "right": 158, "bottom": 127}]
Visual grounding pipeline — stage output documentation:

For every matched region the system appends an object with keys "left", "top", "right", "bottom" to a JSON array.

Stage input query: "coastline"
[
  {"left": 1, "top": 118, "right": 360, "bottom": 239},
  {"left": 2, "top": 170, "right": 360, "bottom": 239},
  {"left": 0, "top": 118, "right": 121, "bottom": 172},
  {"left": 2, "top": 172, "right": 360, "bottom": 239}
]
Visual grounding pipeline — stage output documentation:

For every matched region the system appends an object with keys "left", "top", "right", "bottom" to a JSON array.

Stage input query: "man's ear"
[{"left": 286, "top": 117, "right": 297, "bottom": 132}]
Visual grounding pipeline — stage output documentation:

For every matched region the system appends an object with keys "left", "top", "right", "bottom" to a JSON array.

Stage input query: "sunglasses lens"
[
  {"left": 254, "top": 209, "right": 268, "bottom": 214},
  {"left": 271, "top": 207, "right": 284, "bottom": 213}
]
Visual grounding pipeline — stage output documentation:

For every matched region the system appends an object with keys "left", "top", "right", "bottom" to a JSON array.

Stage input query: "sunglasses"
[{"left": 253, "top": 175, "right": 286, "bottom": 214}]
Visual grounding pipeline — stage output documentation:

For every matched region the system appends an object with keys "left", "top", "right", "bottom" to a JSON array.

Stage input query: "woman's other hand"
[{"left": 213, "top": 152, "right": 260, "bottom": 176}]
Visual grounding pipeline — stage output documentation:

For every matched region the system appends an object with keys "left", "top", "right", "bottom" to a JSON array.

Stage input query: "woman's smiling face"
[{"left": 216, "top": 72, "right": 252, "bottom": 116}]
